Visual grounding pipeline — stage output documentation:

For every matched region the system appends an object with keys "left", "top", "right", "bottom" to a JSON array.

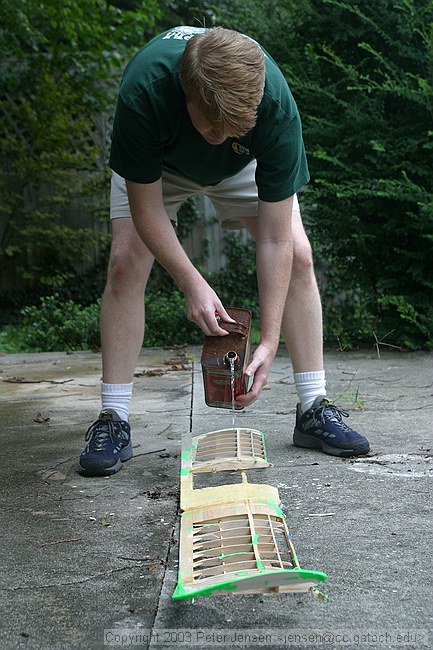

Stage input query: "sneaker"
[
  {"left": 79, "top": 409, "right": 133, "bottom": 476},
  {"left": 293, "top": 396, "right": 370, "bottom": 457}
]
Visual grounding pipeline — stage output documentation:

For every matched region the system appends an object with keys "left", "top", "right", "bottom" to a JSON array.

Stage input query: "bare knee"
[
  {"left": 106, "top": 224, "right": 154, "bottom": 293},
  {"left": 107, "top": 247, "right": 136, "bottom": 288},
  {"left": 292, "top": 236, "right": 315, "bottom": 278}
]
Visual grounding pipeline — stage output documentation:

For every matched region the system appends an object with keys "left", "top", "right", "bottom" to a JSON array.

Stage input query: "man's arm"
[
  {"left": 126, "top": 178, "right": 234, "bottom": 336},
  {"left": 236, "top": 195, "right": 294, "bottom": 407}
]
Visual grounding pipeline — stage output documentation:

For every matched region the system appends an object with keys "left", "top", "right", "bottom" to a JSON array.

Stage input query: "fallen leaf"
[
  {"left": 164, "top": 353, "right": 190, "bottom": 368},
  {"left": 134, "top": 368, "right": 165, "bottom": 377},
  {"left": 35, "top": 412, "right": 50, "bottom": 423},
  {"left": 168, "top": 363, "right": 187, "bottom": 371},
  {"left": 144, "top": 487, "right": 163, "bottom": 499}
]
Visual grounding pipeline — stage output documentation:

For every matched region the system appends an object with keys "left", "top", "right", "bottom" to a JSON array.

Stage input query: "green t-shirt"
[{"left": 109, "top": 26, "right": 309, "bottom": 202}]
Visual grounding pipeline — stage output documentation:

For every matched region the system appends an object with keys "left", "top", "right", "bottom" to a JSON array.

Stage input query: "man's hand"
[
  {"left": 183, "top": 275, "right": 235, "bottom": 336},
  {"left": 235, "top": 341, "right": 278, "bottom": 408},
  {"left": 126, "top": 178, "right": 235, "bottom": 337}
]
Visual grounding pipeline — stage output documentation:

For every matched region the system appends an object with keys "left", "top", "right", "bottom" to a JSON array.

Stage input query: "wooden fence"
[{"left": 0, "top": 192, "right": 250, "bottom": 294}]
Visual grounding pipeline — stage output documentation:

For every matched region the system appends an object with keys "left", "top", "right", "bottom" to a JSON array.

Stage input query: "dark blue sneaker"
[
  {"left": 293, "top": 396, "right": 370, "bottom": 457},
  {"left": 79, "top": 409, "right": 133, "bottom": 476}
]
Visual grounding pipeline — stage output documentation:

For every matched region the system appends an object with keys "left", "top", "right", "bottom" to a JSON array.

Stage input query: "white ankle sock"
[
  {"left": 101, "top": 382, "right": 133, "bottom": 422},
  {"left": 293, "top": 371, "right": 326, "bottom": 413}
]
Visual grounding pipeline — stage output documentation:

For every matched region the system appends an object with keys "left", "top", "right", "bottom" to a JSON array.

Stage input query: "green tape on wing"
[
  {"left": 260, "top": 431, "right": 268, "bottom": 461},
  {"left": 181, "top": 447, "right": 193, "bottom": 461},
  {"left": 218, "top": 552, "right": 250, "bottom": 560},
  {"left": 172, "top": 568, "right": 328, "bottom": 601}
]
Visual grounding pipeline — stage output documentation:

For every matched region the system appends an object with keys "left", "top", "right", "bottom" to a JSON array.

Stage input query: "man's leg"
[
  {"left": 79, "top": 217, "right": 155, "bottom": 476},
  {"left": 239, "top": 207, "right": 370, "bottom": 457},
  {"left": 238, "top": 207, "right": 324, "bottom": 398},
  {"left": 283, "top": 208, "right": 369, "bottom": 457},
  {"left": 281, "top": 206, "right": 326, "bottom": 411},
  {"left": 101, "top": 218, "right": 155, "bottom": 385}
]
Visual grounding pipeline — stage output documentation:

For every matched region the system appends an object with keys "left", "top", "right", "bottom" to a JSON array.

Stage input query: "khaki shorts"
[{"left": 110, "top": 161, "right": 299, "bottom": 230}]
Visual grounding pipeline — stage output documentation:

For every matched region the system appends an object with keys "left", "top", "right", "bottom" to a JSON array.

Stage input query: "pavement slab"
[{"left": 0, "top": 347, "right": 432, "bottom": 649}]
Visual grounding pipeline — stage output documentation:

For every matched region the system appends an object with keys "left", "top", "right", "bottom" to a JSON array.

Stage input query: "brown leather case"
[{"left": 201, "top": 307, "right": 252, "bottom": 409}]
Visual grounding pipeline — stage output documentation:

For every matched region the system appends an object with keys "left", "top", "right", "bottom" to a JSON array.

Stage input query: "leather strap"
[{"left": 219, "top": 320, "right": 248, "bottom": 338}]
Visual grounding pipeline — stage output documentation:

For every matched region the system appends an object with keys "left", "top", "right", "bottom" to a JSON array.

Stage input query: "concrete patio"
[{"left": 0, "top": 346, "right": 431, "bottom": 649}]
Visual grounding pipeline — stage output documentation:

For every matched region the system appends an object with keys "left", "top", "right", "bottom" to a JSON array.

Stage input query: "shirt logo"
[
  {"left": 232, "top": 142, "right": 250, "bottom": 156},
  {"left": 162, "top": 27, "right": 206, "bottom": 41}
]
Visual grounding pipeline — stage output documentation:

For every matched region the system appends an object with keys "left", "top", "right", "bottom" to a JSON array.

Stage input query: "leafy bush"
[
  {"left": 144, "top": 290, "right": 203, "bottom": 347},
  {"left": 210, "top": 0, "right": 433, "bottom": 350},
  {"left": 0, "top": 290, "right": 206, "bottom": 353},
  {"left": 2, "top": 0, "right": 432, "bottom": 351},
  {"left": 283, "top": 0, "right": 433, "bottom": 349},
  {"left": 209, "top": 232, "right": 259, "bottom": 317},
  {"left": 17, "top": 294, "right": 101, "bottom": 352},
  {"left": 0, "top": 0, "right": 160, "bottom": 294}
]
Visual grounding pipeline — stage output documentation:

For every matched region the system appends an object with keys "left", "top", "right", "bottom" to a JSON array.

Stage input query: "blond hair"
[{"left": 179, "top": 27, "right": 265, "bottom": 137}]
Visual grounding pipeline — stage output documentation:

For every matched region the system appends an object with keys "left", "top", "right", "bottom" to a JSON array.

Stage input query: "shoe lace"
[
  {"left": 315, "top": 400, "right": 351, "bottom": 431},
  {"left": 85, "top": 418, "right": 118, "bottom": 451}
]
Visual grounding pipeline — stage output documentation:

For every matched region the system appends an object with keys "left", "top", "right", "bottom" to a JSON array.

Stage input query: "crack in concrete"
[
  {"left": 145, "top": 363, "right": 191, "bottom": 645},
  {"left": 0, "top": 564, "right": 159, "bottom": 591},
  {"left": 3, "top": 393, "right": 86, "bottom": 403}
]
